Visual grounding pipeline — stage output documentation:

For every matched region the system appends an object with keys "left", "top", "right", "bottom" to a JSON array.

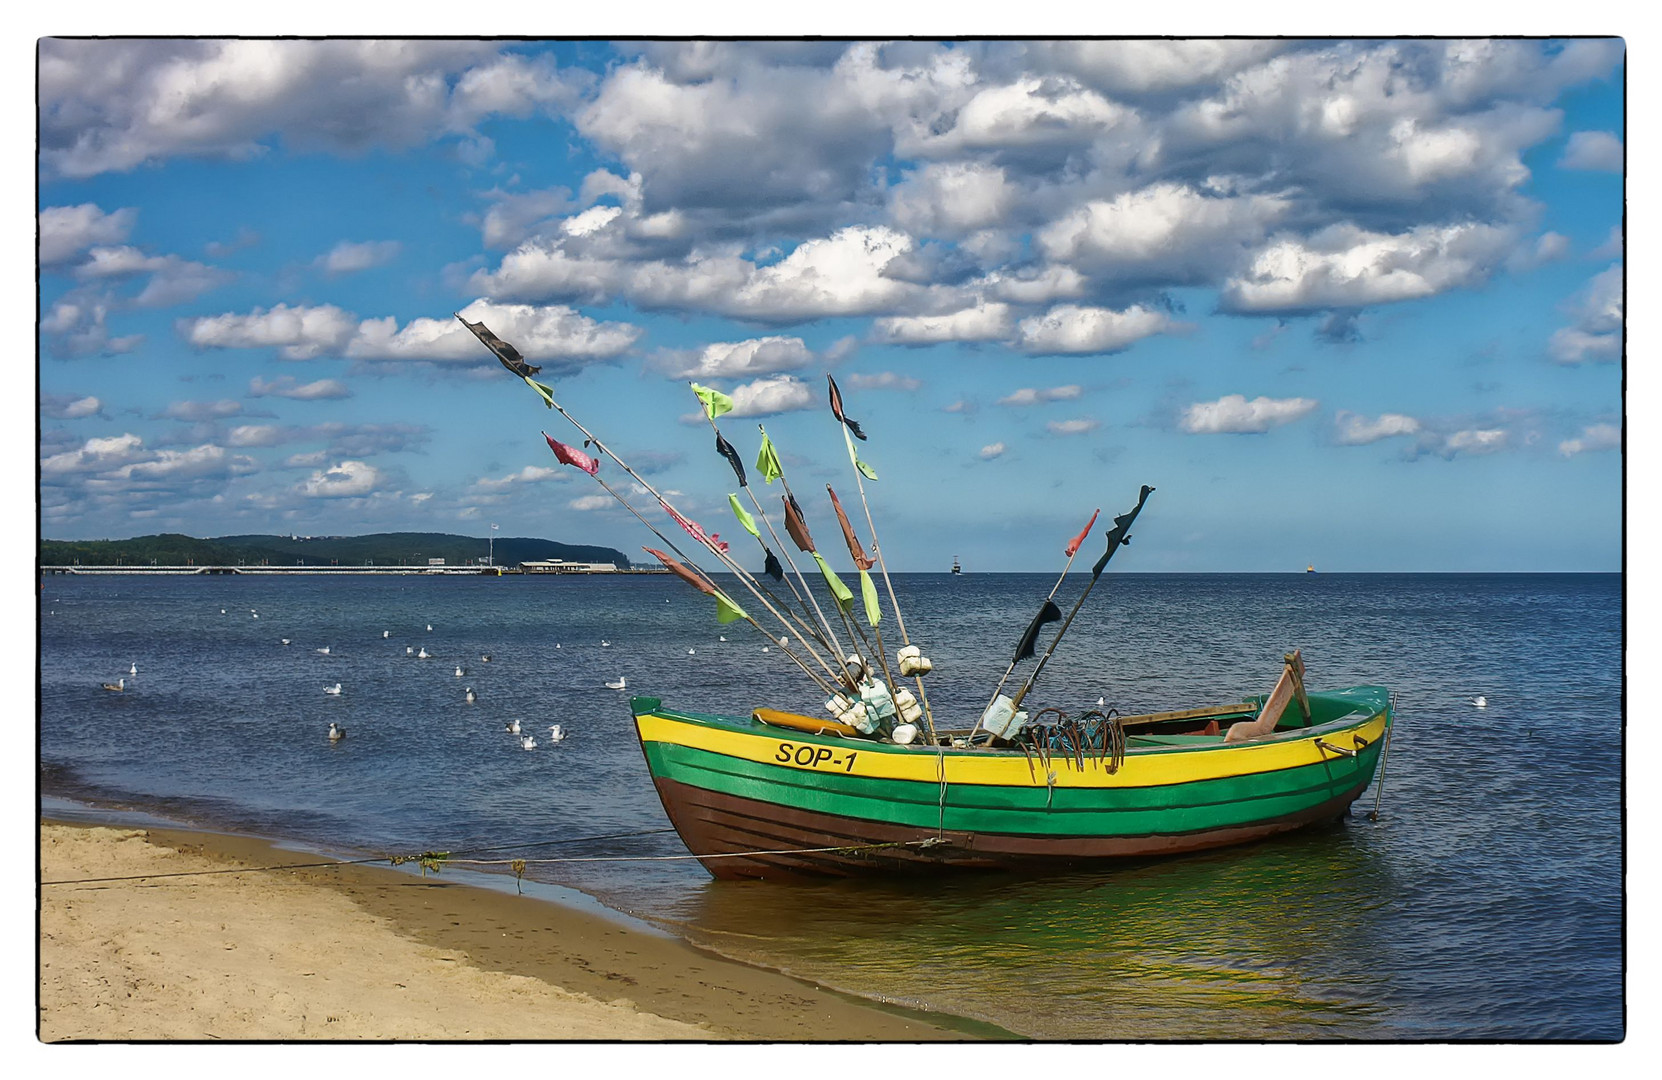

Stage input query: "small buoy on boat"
[
  {"left": 891, "top": 723, "right": 919, "bottom": 746},
  {"left": 1472, "top": 696, "right": 1488, "bottom": 708},
  {"left": 548, "top": 725, "right": 565, "bottom": 742},
  {"left": 606, "top": 676, "right": 627, "bottom": 690},
  {"left": 328, "top": 722, "right": 345, "bottom": 742},
  {"left": 324, "top": 683, "right": 342, "bottom": 696}
]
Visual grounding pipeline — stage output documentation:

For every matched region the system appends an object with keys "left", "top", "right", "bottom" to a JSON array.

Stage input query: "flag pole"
[
  {"left": 541, "top": 409, "right": 845, "bottom": 687},
  {"left": 691, "top": 394, "right": 855, "bottom": 689},
  {"left": 983, "top": 508, "right": 1100, "bottom": 715},
  {"left": 774, "top": 474, "right": 879, "bottom": 689}
]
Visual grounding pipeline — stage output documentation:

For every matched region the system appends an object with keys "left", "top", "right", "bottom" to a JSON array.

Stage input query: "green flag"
[
  {"left": 691, "top": 382, "right": 733, "bottom": 419},
  {"left": 714, "top": 591, "right": 748, "bottom": 625},
  {"left": 756, "top": 427, "right": 783, "bottom": 484},
  {"left": 811, "top": 551, "right": 854, "bottom": 612},
  {"left": 524, "top": 376, "right": 555, "bottom": 409},
  {"left": 859, "top": 568, "right": 882, "bottom": 627},
  {"left": 844, "top": 426, "right": 878, "bottom": 481},
  {"left": 729, "top": 493, "right": 760, "bottom": 538}
]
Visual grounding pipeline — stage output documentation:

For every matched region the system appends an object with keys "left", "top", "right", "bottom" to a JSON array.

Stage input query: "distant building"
[
  {"left": 428, "top": 558, "right": 446, "bottom": 566},
  {"left": 518, "top": 559, "right": 618, "bottom": 574}
]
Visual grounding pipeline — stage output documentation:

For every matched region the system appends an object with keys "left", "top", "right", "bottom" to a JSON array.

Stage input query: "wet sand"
[{"left": 38, "top": 819, "right": 971, "bottom": 1041}]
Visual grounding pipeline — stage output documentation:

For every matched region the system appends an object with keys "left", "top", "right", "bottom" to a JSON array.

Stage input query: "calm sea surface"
[{"left": 38, "top": 571, "right": 1622, "bottom": 1040}]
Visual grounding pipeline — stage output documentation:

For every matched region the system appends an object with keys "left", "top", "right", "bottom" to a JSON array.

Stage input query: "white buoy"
[
  {"left": 555, "top": 643, "right": 561, "bottom": 649},
  {"left": 548, "top": 725, "right": 565, "bottom": 743},
  {"left": 324, "top": 683, "right": 342, "bottom": 696},
  {"left": 1473, "top": 696, "right": 1488, "bottom": 708},
  {"left": 606, "top": 676, "right": 627, "bottom": 690},
  {"left": 251, "top": 612, "right": 258, "bottom": 619},
  {"left": 762, "top": 646, "right": 771, "bottom": 653},
  {"left": 328, "top": 722, "right": 345, "bottom": 742}
]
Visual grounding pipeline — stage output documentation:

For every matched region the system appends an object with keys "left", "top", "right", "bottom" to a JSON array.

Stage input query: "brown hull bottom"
[{"left": 651, "top": 777, "right": 1371, "bottom": 881}]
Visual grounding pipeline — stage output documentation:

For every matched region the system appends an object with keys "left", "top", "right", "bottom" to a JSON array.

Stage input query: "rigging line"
[
  {"left": 40, "top": 828, "right": 686, "bottom": 887},
  {"left": 772, "top": 467, "right": 878, "bottom": 681},
  {"left": 983, "top": 510, "right": 1098, "bottom": 716},
  {"left": 551, "top": 404, "right": 843, "bottom": 687}
]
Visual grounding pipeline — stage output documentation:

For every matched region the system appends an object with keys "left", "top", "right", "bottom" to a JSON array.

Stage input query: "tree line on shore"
[{"left": 38, "top": 532, "right": 630, "bottom": 568}]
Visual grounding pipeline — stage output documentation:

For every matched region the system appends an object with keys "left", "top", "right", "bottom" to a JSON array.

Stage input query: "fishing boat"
[
  {"left": 951, "top": 555, "right": 962, "bottom": 575},
  {"left": 458, "top": 317, "right": 1396, "bottom": 881}
]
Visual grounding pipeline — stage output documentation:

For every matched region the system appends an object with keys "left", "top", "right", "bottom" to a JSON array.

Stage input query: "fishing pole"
[
  {"left": 1007, "top": 486, "right": 1154, "bottom": 715},
  {"left": 983, "top": 508, "right": 1100, "bottom": 717}
]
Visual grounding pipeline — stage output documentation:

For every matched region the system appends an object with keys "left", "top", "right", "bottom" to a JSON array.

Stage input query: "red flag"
[
  {"left": 542, "top": 432, "right": 599, "bottom": 476},
  {"left": 661, "top": 501, "right": 729, "bottom": 554},
  {"left": 644, "top": 547, "right": 714, "bottom": 595},
  {"left": 1065, "top": 509, "right": 1100, "bottom": 557},
  {"left": 783, "top": 493, "right": 816, "bottom": 553},
  {"left": 827, "top": 486, "right": 873, "bottom": 570}
]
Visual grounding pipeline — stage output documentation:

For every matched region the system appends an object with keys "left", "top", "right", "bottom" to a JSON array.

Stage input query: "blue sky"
[{"left": 35, "top": 38, "right": 1625, "bottom": 571}]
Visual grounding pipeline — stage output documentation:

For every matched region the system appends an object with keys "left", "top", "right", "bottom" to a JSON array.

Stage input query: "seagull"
[
  {"left": 251, "top": 612, "right": 259, "bottom": 619},
  {"left": 601, "top": 640, "right": 611, "bottom": 648},
  {"left": 221, "top": 609, "right": 227, "bottom": 614},
  {"left": 688, "top": 648, "right": 696, "bottom": 655},
  {"left": 547, "top": 725, "right": 565, "bottom": 743},
  {"left": 455, "top": 665, "right": 465, "bottom": 677},
  {"left": 328, "top": 722, "right": 345, "bottom": 742},
  {"left": 719, "top": 636, "right": 726, "bottom": 642},
  {"left": 281, "top": 639, "right": 291, "bottom": 646},
  {"left": 383, "top": 630, "right": 390, "bottom": 638},
  {"left": 100, "top": 677, "right": 125, "bottom": 692},
  {"left": 406, "top": 646, "right": 414, "bottom": 655},
  {"left": 480, "top": 654, "right": 491, "bottom": 663},
  {"left": 324, "top": 683, "right": 342, "bottom": 696},
  {"left": 606, "top": 676, "right": 627, "bottom": 690},
  {"left": 427, "top": 624, "right": 433, "bottom": 632},
  {"left": 316, "top": 646, "right": 331, "bottom": 655},
  {"left": 555, "top": 643, "right": 561, "bottom": 649},
  {"left": 506, "top": 719, "right": 521, "bottom": 734},
  {"left": 780, "top": 636, "right": 789, "bottom": 646},
  {"left": 762, "top": 646, "right": 771, "bottom": 653},
  {"left": 520, "top": 734, "right": 537, "bottom": 751},
  {"left": 417, "top": 647, "right": 429, "bottom": 659},
  {"left": 465, "top": 687, "right": 476, "bottom": 703},
  {"left": 1472, "top": 696, "right": 1488, "bottom": 708},
  {"left": 130, "top": 662, "right": 138, "bottom": 676},
  {"left": 1097, "top": 697, "right": 1105, "bottom": 707}
]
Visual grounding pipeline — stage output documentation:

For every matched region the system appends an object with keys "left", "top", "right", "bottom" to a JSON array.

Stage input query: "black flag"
[
  {"left": 715, "top": 431, "right": 747, "bottom": 487},
  {"left": 827, "top": 375, "right": 867, "bottom": 440},
  {"left": 1091, "top": 485, "right": 1155, "bottom": 578},
  {"left": 1012, "top": 599, "right": 1063, "bottom": 663},
  {"left": 455, "top": 316, "right": 542, "bottom": 378},
  {"left": 763, "top": 548, "right": 784, "bottom": 582}
]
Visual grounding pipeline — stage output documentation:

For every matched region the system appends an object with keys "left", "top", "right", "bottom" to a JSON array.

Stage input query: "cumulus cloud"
[
  {"left": 39, "top": 40, "right": 582, "bottom": 178},
  {"left": 871, "top": 302, "right": 1013, "bottom": 345},
  {"left": 1016, "top": 304, "right": 1181, "bottom": 355},
  {"left": 41, "top": 394, "right": 104, "bottom": 420},
  {"left": 1335, "top": 411, "right": 1422, "bottom": 445},
  {"left": 1221, "top": 222, "right": 1519, "bottom": 313},
  {"left": 979, "top": 442, "right": 1006, "bottom": 460},
  {"left": 181, "top": 303, "right": 358, "bottom": 360},
  {"left": 315, "top": 240, "right": 401, "bottom": 275},
  {"left": 1416, "top": 428, "right": 1509, "bottom": 459},
  {"left": 723, "top": 374, "right": 817, "bottom": 417},
  {"left": 1559, "top": 130, "right": 1623, "bottom": 171},
  {"left": 888, "top": 162, "right": 1017, "bottom": 236},
  {"left": 160, "top": 399, "right": 243, "bottom": 422},
  {"left": 41, "top": 297, "right": 144, "bottom": 358},
  {"left": 39, "top": 204, "right": 136, "bottom": 265},
  {"left": 475, "top": 465, "right": 564, "bottom": 491},
  {"left": 1558, "top": 423, "right": 1621, "bottom": 457},
  {"left": 1548, "top": 264, "right": 1623, "bottom": 364},
  {"left": 998, "top": 385, "right": 1081, "bottom": 407},
  {"left": 567, "top": 494, "right": 614, "bottom": 512},
  {"left": 248, "top": 375, "right": 352, "bottom": 400},
  {"left": 40, "top": 432, "right": 257, "bottom": 490},
  {"left": 847, "top": 371, "right": 921, "bottom": 391},
  {"left": 1046, "top": 418, "right": 1100, "bottom": 436},
  {"left": 299, "top": 459, "right": 382, "bottom": 498},
  {"left": 652, "top": 335, "right": 814, "bottom": 379},
  {"left": 1181, "top": 394, "right": 1319, "bottom": 434}
]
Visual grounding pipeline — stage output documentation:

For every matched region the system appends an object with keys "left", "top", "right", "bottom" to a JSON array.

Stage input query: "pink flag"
[
  {"left": 1065, "top": 509, "right": 1100, "bottom": 557},
  {"left": 542, "top": 432, "right": 599, "bottom": 476},
  {"left": 661, "top": 501, "right": 729, "bottom": 554}
]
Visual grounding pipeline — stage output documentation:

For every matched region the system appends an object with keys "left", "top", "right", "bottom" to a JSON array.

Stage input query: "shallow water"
[{"left": 39, "top": 571, "right": 1622, "bottom": 1039}]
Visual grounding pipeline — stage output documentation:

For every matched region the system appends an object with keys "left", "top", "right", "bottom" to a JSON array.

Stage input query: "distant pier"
[{"left": 40, "top": 563, "right": 661, "bottom": 577}]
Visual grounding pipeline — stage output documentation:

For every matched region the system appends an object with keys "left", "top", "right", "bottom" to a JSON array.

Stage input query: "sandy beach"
[{"left": 38, "top": 819, "right": 969, "bottom": 1042}]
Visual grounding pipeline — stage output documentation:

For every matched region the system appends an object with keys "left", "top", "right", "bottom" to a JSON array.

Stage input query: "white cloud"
[
  {"left": 979, "top": 442, "right": 1006, "bottom": 460},
  {"left": 724, "top": 374, "right": 817, "bottom": 417},
  {"left": 226, "top": 425, "right": 287, "bottom": 448},
  {"left": 476, "top": 465, "right": 564, "bottom": 491},
  {"left": 73, "top": 245, "right": 233, "bottom": 307},
  {"left": 42, "top": 395, "right": 104, "bottom": 420},
  {"left": 1423, "top": 428, "right": 1509, "bottom": 459},
  {"left": 299, "top": 460, "right": 381, "bottom": 498},
  {"left": 40, "top": 433, "right": 147, "bottom": 476},
  {"left": 161, "top": 399, "right": 242, "bottom": 422},
  {"left": 1558, "top": 423, "right": 1621, "bottom": 457},
  {"left": 872, "top": 302, "right": 1013, "bottom": 345},
  {"left": 1045, "top": 40, "right": 1285, "bottom": 94},
  {"left": 888, "top": 162, "right": 1017, "bottom": 236},
  {"left": 906, "top": 73, "right": 1128, "bottom": 157},
  {"left": 999, "top": 385, "right": 1082, "bottom": 407},
  {"left": 39, "top": 204, "right": 136, "bottom": 265},
  {"left": 1334, "top": 411, "right": 1422, "bottom": 445},
  {"left": 316, "top": 240, "right": 401, "bottom": 275},
  {"left": 248, "top": 375, "right": 352, "bottom": 400},
  {"left": 1016, "top": 304, "right": 1180, "bottom": 355},
  {"left": 1046, "top": 418, "right": 1099, "bottom": 436},
  {"left": 567, "top": 494, "right": 614, "bottom": 512},
  {"left": 1222, "top": 222, "right": 1519, "bottom": 312},
  {"left": 1559, "top": 130, "right": 1623, "bottom": 172},
  {"left": 654, "top": 336, "right": 814, "bottom": 379},
  {"left": 182, "top": 303, "right": 358, "bottom": 359},
  {"left": 1549, "top": 264, "right": 1623, "bottom": 364},
  {"left": 847, "top": 372, "right": 920, "bottom": 392},
  {"left": 1181, "top": 394, "right": 1319, "bottom": 434},
  {"left": 348, "top": 300, "right": 642, "bottom": 368}
]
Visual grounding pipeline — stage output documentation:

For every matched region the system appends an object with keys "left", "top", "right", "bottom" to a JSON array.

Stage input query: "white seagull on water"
[
  {"left": 316, "top": 646, "right": 331, "bottom": 655},
  {"left": 1472, "top": 696, "right": 1488, "bottom": 708},
  {"left": 606, "top": 676, "right": 627, "bottom": 690},
  {"left": 383, "top": 630, "right": 390, "bottom": 638},
  {"left": 324, "top": 683, "right": 342, "bottom": 696},
  {"left": 505, "top": 719, "right": 520, "bottom": 734},
  {"left": 465, "top": 687, "right": 476, "bottom": 703},
  {"left": 455, "top": 665, "right": 465, "bottom": 677},
  {"left": 281, "top": 639, "right": 291, "bottom": 646},
  {"left": 100, "top": 677, "right": 125, "bottom": 693},
  {"left": 417, "top": 647, "right": 429, "bottom": 659},
  {"left": 601, "top": 640, "right": 611, "bottom": 647},
  {"left": 520, "top": 734, "right": 538, "bottom": 750},
  {"left": 328, "top": 722, "right": 345, "bottom": 742},
  {"left": 130, "top": 662, "right": 138, "bottom": 676},
  {"left": 547, "top": 725, "right": 565, "bottom": 743}
]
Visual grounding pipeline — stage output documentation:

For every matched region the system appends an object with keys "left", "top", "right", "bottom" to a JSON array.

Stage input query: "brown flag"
[
  {"left": 826, "top": 486, "right": 873, "bottom": 570},
  {"left": 783, "top": 493, "right": 816, "bottom": 553},
  {"left": 456, "top": 316, "right": 542, "bottom": 377},
  {"left": 643, "top": 547, "right": 713, "bottom": 595},
  {"left": 826, "top": 375, "right": 867, "bottom": 440}
]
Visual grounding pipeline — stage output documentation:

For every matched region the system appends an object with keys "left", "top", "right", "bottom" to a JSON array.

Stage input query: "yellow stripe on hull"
[{"left": 634, "top": 709, "right": 1389, "bottom": 790}]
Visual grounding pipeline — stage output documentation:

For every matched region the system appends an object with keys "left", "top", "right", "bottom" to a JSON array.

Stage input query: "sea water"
[{"left": 38, "top": 571, "right": 1622, "bottom": 1040}]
